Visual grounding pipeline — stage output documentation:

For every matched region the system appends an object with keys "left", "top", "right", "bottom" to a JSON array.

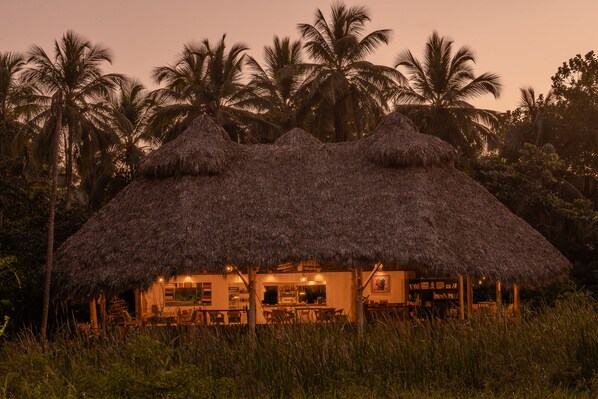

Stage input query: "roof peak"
[
  {"left": 363, "top": 111, "right": 457, "bottom": 168},
  {"left": 274, "top": 128, "right": 322, "bottom": 147},
  {"left": 138, "top": 114, "right": 240, "bottom": 178}
]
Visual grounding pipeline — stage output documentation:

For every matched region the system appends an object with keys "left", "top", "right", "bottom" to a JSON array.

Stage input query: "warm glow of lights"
[
  {"left": 184, "top": 276, "right": 192, "bottom": 282},
  {"left": 313, "top": 274, "right": 324, "bottom": 281},
  {"left": 158, "top": 277, "right": 164, "bottom": 282},
  {"left": 225, "top": 265, "right": 234, "bottom": 273},
  {"left": 299, "top": 276, "right": 307, "bottom": 282}
]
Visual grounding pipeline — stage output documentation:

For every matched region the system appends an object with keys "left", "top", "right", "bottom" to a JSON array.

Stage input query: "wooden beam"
[
  {"left": 458, "top": 276, "right": 465, "bottom": 320},
  {"left": 513, "top": 283, "right": 520, "bottom": 316},
  {"left": 466, "top": 276, "right": 473, "bottom": 319},
  {"left": 247, "top": 267, "right": 257, "bottom": 333},
  {"left": 89, "top": 298, "right": 98, "bottom": 330}
]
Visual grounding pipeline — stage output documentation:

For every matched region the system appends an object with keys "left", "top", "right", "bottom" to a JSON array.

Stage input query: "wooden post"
[
  {"left": 496, "top": 280, "right": 502, "bottom": 311},
  {"left": 248, "top": 267, "right": 257, "bottom": 333},
  {"left": 458, "top": 276, "right": 465, "bottom": 320},
  {"left": 134, "top": 289, "right": 142, "bottom": 325},
  {"left": 89, "top": 298, "right": 98, "bottom": 330},
  {"left": 466, "top": 276, "right": 473, "bottom": 319},
  {"left": 513, "top": 283, "right": 520, "bottom": 316},
  {"left": 355, "top": 266, "right": 364, "bottom": 339}
]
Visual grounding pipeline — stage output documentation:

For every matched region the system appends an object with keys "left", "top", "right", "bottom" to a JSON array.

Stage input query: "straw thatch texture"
[
  {"left": 274, "top": 128, "right": 323, "bottom": 147},
  {"left": 138, "top": 115, "right": 241, "bottom": 177},
  {"left": 363, "top": 112, "right": 457, "bottom": 167},
  {"left": 54, "top": 113, "right": 570, "bottom": 298}
]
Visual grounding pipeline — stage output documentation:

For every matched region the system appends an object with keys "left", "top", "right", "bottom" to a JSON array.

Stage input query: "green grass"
[{"left": 1, "top": 291, "right": 596, "bottom": 398}]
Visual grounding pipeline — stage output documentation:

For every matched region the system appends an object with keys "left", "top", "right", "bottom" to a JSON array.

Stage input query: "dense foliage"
[{"left": 0, "top": 162, "right": 89, "bottom": 334}]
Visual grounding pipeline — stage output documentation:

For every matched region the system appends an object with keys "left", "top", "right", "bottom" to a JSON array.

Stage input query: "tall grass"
[{"left": 1, "top": 292, "right": 596, "bottom": 398}]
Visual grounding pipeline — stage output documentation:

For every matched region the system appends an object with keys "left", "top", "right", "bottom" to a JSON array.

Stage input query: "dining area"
[
  {"left": 263, "top": 306, "right": 346, "bottom": 324},
  {"left": 145, "top": 306, "right": 248, "bottom": 326}
]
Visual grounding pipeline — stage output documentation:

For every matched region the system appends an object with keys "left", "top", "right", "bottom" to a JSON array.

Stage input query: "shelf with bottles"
[{"left": 408, "top": 278, "right": 460, "bottom": 318}]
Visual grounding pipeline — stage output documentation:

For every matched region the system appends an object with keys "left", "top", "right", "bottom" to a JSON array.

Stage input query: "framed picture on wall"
[{"left": 371, "top": 274, "right": 390, "bottom": 293}]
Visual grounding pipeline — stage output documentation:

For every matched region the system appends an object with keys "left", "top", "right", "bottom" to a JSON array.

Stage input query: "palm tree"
[
  {"left": 110, "top": 80, "right": 158, "bottom": 180},
  {"left": 395, "top": 31, "right": 502, "bottom": 158},
  {"left": 518, "top": 87, "right": 555, "bottom": 146},
  {"left": 245, "top": 36, "right": 306, "bottom": 141},
  {"left": 499, "top": 88, "right": 555, "bottom": 161},
  {"left": 149, "top": 35, "right": 256, "bottom": 143},
  {"left": 0, "top": 51, "right": 40, "bottom": 170},
  {"left": 41, "top": 89, "right": 63, "bottom": 339},
  {"left": 297, "top": 2, "right": 403, "bottom": 142},
  {"left": 24, "top": 31, "right": 123, "bottom": 204}
]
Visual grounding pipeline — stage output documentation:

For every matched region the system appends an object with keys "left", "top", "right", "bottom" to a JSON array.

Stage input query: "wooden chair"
[
  {"left": 296, "top": 309, "right": 311, "bottom": 322},
  {"left": 263, "top": 310, "right": 273, "bottom": 324},
  {"left": 333, "top": 308, "right": 348, "bottom": 322},
  {"left": 228, "top": 311, "right": 242, "bottom": 324},
  {"left": 271, "top": 309, "right": 293, "bottom": 323},
  {"left": 208, "top": 311, "right": 225, "bottom": 325},
  {"left": 181, "top": 309, "right": 198, "bottom": 326},
  {"left": 315, "top": 308, "right": 334, "bottom": 323}
]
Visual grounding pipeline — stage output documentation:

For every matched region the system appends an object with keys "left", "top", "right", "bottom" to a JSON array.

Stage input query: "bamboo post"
[
  {"left": 134, "top": 289, "right": 142, "bottom": 326},
  {"left": 89, "top": 298, "right": 98, "bottom": 330},
  {"left": 466, "top": 276, "right": 473, "bottom": 319},
  {"left": 458, "top": 276, "right": 465, "bottom": 320},
  {"left": 513, "top": 283, "right": 520, "bottom": 316},
  {"left": 247, "top": 267, "right": 257, "bottom": 333}
]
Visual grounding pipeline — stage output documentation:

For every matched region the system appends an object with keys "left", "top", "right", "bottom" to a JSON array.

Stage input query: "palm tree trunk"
[
  {"left": 41, "top": 90, "right": 63, "bottom": 339},
  {"left": 65, "top": 130, "right": 74, "bottom": 208},
  {"left": 333, "top": 103, "right": 347, "bottom": 142}
]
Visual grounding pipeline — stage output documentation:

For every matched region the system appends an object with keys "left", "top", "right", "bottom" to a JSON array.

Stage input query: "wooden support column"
[
  {"left": 355, "top": 266, "right": 364, "bottom": 339},
  {"left": 89, "top": 298, "right": 98, "bottom": 330},
  {"left": 513, "top": 283, "right": 520, "bottom": 316},
  {"left": 247, "top": 267, "right": 257, "bottom": 333},
  {"left": 351, "top": 268, "right": 358, "bottom": 321},
  {"left": 496, "top": 280, "right": 502, "bottom": 311},
  {"left": 458, "top": 276, "right": 465, "bottom": 320},
  {"left": 466, "top": 276, "right": 473, "bottom": 319},
  {"left": 134, "top": 289, "right": 142, "bottom": 325}
]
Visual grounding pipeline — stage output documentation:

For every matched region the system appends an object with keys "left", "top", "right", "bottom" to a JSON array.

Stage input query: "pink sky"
[{"left": 2, "top": 0, "right": 597, "bottom": 111}]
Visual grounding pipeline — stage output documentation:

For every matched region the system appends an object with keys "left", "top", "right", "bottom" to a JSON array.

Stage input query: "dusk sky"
[{"left": 2, "top": 0, "right": 597, "bottom": 111}]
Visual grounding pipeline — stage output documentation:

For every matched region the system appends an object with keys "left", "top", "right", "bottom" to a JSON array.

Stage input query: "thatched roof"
[{"left": 54, "top": 112, "right": 571, "bottom": 298}]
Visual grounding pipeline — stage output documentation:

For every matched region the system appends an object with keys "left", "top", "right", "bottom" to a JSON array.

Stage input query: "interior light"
[{"left": 158, "top": 277, "right": 164, "bottom": 283}]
